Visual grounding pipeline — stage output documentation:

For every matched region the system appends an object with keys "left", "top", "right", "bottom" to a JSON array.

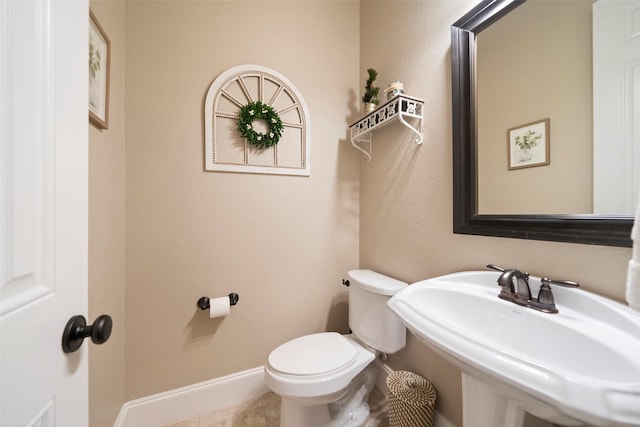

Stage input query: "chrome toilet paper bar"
[{"left": 197, "top": 293, "right": 239, "bottom": 311}]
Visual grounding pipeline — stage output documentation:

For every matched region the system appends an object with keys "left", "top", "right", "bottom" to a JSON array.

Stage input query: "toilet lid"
[{"left": 268, "top": 332, "right": 357, "bottom": 376}]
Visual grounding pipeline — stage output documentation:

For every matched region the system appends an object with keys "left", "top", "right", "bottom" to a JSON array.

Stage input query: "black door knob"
[{"left": 62, "top": 314, "right": 112, "bottom": 353}]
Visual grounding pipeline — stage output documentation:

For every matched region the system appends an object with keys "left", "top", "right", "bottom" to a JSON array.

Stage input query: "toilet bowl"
[
  {"left": 265, "top": 333, "right": 377, "bottom": 426},
  {"left": 264, "top": 270, "right": 408, "bottom": 427}
]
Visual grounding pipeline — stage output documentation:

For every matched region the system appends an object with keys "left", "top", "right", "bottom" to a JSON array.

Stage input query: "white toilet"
[{"left": 264, "top": 269, "right": 408, "bottom": 427}]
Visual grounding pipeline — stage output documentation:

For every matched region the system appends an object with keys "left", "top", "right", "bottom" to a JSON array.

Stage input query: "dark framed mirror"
[{"left": 451, "top": 0, "right": 632, "bottom": 247}]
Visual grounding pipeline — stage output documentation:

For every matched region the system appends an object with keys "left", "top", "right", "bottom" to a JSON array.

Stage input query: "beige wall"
[
  {"left": 88, "top": 2, "right": 126, "bottom": 426},
  {"left": 88, "top": 1, "right": 635, "bottom": 425},
  {"left": 477, "top": 0, "right": 593, "bottom": 214},
  {"left": 360, "top": 1, "right": 631, "bottom": 426},
  {"left": 124, "top": 1, "right": 361, "bottom": 400}
]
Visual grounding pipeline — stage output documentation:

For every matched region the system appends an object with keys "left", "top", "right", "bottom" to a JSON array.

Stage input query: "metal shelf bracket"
[{"left": 349, "top": 94, "right": 424, "bottom": 161}]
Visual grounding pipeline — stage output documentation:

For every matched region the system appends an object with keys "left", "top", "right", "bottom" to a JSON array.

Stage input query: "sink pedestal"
[
  {"left": 462, "top": 374, "right": 526, "bottom": 427},
  {"left": 461, "top": 374, "right": 583, "bottom": 427}
]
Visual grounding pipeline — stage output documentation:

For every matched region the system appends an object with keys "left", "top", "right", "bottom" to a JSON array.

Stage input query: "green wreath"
[{"left": 237, "top": 101, "right": 284, "bottom": 150}]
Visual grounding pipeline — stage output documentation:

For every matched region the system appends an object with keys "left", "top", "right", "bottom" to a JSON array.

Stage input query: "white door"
[
  {"left": 1, "top": 0, "right": 90, "bottom": 426},
  {"left": 593, "top": 0, "right": 640, "bottom": 214}
]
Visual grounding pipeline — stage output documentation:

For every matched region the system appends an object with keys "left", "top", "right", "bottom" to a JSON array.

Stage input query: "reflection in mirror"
[
  {"left": 452, "top": 0, "right": 633, "bottom": 247},
  {"left": 593, "top": 0, "right": 640, "bottom": 214},
  {"left": 477, "top": 0, "right": 593, "bottom": 215},
  {"left": 476, "top": 0, "right": 639, "bottom": 215}
]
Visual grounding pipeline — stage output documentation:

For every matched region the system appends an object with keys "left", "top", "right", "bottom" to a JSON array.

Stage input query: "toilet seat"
[
  {"left": 268, "top": 332, "right": 357, "bottom": 376},
  {"left": 264, "top": 333, "right": 376, "bottom": 399}
]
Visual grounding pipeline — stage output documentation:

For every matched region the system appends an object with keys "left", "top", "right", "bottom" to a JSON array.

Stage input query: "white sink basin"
[{"left": 387, "top": 271, "right": 640, "bottom": 427}]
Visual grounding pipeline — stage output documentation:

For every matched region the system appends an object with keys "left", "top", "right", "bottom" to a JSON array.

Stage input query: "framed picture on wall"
[
  {"left": 89, "top": 10, "right": 110, "bottom": 130},
  {"left": 507, "top": 118, "right": 550, "bottom": 170}
]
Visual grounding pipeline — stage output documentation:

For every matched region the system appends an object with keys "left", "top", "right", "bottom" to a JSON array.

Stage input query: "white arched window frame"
[{"left": 205, "top": 65, "right": 311, "bottom": 176}]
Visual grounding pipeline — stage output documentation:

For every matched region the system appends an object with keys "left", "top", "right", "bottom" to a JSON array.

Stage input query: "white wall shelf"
[{"left": 349, "top": 94, "right": 424, "bottom": 161}]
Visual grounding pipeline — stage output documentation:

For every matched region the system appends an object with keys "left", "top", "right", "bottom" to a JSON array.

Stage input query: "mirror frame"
[{"left": 451, "top": 0, "right": 632, "bottom": 247}]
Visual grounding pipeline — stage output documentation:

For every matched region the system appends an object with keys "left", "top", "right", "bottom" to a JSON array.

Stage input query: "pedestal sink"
[{"left": 387, "top": 271, "right": 640, "bottom": 427}]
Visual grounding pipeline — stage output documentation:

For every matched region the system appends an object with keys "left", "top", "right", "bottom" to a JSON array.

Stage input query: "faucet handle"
[
  {"left": 532, "top": 278, "right": 579, "bottom": 314},
  {"left": 486, "top": 264, "right": 530, "bottom": 278},
  {"left": 536, "top": 282, "right": 555, "bottom": 305},
  {"left": 486, "top": 264, "right": 505, "bottom": 272},
  {"left": 541, "top": 277, "right": 580, "bottom": 288},
  {"left": 531, "top": 282, "right": 558, "bottom": 313}
]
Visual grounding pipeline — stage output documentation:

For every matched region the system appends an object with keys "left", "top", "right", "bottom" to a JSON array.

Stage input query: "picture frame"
[
  {"left": 507, "top": 118, "right": 550, "bottom": 170},
  {"left": 89, "top": 10, "right": 110, "bottom": 130}
]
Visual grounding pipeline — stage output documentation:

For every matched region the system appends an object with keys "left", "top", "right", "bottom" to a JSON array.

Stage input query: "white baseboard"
[
  {"left": 113, "top": 366, "right": 268, "bottom": 427},
  {"left": 114, "top": 362, "right": 456, "bottom": 427}
]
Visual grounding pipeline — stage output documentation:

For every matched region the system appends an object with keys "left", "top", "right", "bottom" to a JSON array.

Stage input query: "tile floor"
[{"left": 166, "top": 386, "right": 389, "bottom": 427}]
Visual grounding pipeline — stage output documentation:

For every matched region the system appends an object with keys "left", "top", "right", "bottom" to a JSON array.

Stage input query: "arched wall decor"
[{"left": 205, "top": 65, "right": 311, "bottom": 176}]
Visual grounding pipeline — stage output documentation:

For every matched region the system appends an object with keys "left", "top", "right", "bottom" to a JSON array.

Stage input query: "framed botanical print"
[
  {"left": 89, "top": 10, "right": 110, "bottom": 129},
  {"left": 508, "top": 118, "right": 550, "bottom": 170}
]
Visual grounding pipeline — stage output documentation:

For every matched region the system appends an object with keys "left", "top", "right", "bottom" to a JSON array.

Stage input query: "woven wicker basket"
[{"left": 386, "top": 371, "right": 437, "bottom": 427}]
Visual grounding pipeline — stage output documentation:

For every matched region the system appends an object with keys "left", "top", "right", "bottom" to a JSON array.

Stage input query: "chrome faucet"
[{"left": 486, "top": 264, "right": 580, "bottom": 313}]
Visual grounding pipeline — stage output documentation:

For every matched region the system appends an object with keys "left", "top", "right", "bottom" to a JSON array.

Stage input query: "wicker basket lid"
[{"left": 386, "top": 370, "right": 437, "bottom": 407}]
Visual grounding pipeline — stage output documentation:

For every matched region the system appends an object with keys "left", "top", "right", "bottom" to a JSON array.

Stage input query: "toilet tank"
[{"left": 347, "top": 269, "right": 408, "bottom": 354}]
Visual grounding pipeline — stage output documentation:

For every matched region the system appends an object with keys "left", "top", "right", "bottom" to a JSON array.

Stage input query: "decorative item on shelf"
[
  {"left": 361, "top": 68, "right": 380, "bottom": 116},
  {"left": 385, "top": 81, "right": 405, "bottom": 101},
  {"left": 237, "top": 101, "right": 284, "bottom": 150}
]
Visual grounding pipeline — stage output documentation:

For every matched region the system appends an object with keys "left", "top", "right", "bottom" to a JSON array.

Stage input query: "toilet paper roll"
[{"left": 208, "top": 296, "right": 231, "bottom": 318}]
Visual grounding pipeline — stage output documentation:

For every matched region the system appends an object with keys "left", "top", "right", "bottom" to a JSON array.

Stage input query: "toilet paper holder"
[{"left": 197, "top": 293, "right": 239, "bottom": 311}]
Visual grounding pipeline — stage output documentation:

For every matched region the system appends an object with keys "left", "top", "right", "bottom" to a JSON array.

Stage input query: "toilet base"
[{"left": 279, "top": 364, "right": 377, "bottom": 427}]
